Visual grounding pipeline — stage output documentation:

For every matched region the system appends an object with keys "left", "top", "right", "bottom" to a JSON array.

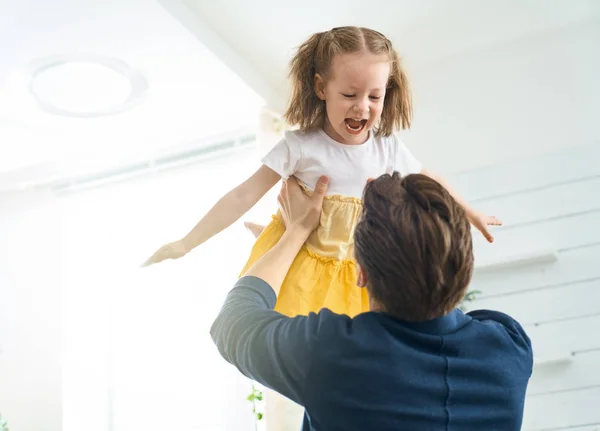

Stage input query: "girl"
[{"left": 144, "top": 26, "right": 501, "bottom": 318}]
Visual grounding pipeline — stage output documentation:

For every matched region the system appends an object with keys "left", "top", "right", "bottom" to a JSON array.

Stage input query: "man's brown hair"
[
  {"left": 283, "top": 26, "right": 412, "bottom": 136},
  {"left": 354, "top": 173, "right": 474, "bottom": 321}
]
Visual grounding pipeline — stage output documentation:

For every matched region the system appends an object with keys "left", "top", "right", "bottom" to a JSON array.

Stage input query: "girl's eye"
[{"left": 342, "top": 94, "right": 382, "bottom": 100}]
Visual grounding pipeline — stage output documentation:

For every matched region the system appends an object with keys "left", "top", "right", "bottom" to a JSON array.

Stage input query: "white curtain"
[{"left": 61, "top": 145, "right": 275, "bottom": 431}]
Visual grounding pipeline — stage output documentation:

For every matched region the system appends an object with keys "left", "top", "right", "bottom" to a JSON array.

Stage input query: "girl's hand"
[
  {"left": 142, "top": 240, "right": 188, "bottom": 266},
  {"left": 470, "top": 213, "right": 503, "bottom": 243}
]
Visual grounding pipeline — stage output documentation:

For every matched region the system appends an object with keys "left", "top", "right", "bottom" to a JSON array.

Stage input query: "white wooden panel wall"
[{"left": 454, "top": 143, "right": 600, "bottom": 431}]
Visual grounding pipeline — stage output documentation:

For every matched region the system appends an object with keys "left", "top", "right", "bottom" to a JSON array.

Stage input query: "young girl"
[{"left": 144, "top": 26, "right": 501, "bottom": 318}]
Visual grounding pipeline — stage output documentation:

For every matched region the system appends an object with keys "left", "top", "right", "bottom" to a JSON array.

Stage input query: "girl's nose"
[{"left": 354, "top": 98, "right": 369, "bottom": 115}]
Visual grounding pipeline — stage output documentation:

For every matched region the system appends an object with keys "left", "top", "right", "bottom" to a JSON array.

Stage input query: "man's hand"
[
  {"left": 277, "top": 175, "right": 329, "bottom": 234},
  {"left": 243, "top": 175, "right": 329, "bottom": 294}
]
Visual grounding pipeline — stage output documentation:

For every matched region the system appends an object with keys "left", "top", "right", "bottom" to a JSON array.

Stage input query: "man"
[{"left": 210, "top": 173, "right": 533, "bottom": 431}]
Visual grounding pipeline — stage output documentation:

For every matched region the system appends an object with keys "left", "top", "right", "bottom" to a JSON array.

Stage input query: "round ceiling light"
[{"left": 28, "top": 54, "right": 148, "bottom": 118}]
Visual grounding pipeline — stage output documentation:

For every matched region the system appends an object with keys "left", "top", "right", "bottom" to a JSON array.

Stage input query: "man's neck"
[
  {"left": 369, "top": 298, "right": 384, "bottom": 313},
  {"left": 369, "top": 298, "right": 452, "bottom": 321}
]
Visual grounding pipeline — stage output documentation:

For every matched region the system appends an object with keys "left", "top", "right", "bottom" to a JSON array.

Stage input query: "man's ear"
[
  {"left": 314, "top": 74, "right": 326, "bottom": 100},
  {"left": 357, "top": 264, "right": 368, "bottom": 288}
]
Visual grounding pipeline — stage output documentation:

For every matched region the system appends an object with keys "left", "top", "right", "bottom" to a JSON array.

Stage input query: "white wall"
[
  {"left": 456, "top": 142, "right": 600, "bottom": 430},
  {"left": 0, "top": 190, "right": 63, "bottom": 431},
  {"left": 404, "top": 19, "right": 600, "bottom": 174},
  {"left": 0, "top": 143, "right": 279, "bottom": 431}
]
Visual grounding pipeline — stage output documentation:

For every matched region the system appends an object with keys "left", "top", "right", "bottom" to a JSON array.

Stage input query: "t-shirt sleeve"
[
  {"left": 210, "top": 276, "right": 326, "bottom": 406},
  {"left": 393, "top": 135, "right": 422, "bottom": 176},
  {"left": 260, "top": 137, "right": 302, "bottom": 180}
]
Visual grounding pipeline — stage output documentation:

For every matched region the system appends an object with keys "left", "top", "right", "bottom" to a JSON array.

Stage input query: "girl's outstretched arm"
[
  {"left": 143, "top": 165, "right": 281, "bottom": 266},
  {"left": 421, "top": 168, "right": 503, "bottom": 243}
]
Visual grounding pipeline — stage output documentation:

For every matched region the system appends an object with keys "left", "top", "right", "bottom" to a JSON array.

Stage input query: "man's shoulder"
[
  {"left": 467, "top": 309, "right": 533, "bottom": 359},
  {"left": 467, "top": 309, "right": 526, "bottom": 333},
  {"left": 299, "top": 310, "right": 389, "bottom": 359},
  {"left": 302, "top": 308, "right": 354, "bottom": 337},
  {"left": 299, "top": 309, "right": 378, "bottom": 350}
]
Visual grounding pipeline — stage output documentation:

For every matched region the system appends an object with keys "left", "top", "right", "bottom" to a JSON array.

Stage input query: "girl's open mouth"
[{"left": 344, "top": 118, "right": 367, "bottom": 135}]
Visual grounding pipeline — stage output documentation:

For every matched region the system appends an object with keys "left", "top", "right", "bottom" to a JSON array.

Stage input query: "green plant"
[
  {"left": 247, "top": 383, "right": 264, "bottom": 424},
  {"left": 460, "top": 289, "right": 482, "bottom": 311},
  {"left": 0, "top": 412, "right": 9, "bottom": 431}
]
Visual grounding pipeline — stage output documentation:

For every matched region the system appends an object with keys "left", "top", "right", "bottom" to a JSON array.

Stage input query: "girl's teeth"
[
  {"left": 345, "top": 119, "right": 366, "bottom": 134},
  {"left": 346, "top": 119, "right": 364, "bottom": 129}
]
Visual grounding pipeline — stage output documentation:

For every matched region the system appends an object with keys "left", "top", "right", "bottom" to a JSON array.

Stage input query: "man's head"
[{"left": 354, "top": 173, "right": 474, "bottom": 321}]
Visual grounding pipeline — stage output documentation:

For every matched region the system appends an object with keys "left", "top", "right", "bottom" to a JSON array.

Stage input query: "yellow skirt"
[{"left": 239, "top": 194, "right": 370, "bottom": 317}]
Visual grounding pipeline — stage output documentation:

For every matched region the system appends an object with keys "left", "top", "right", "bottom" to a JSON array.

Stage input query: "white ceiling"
[
  {"left": 165, "top": 0, "right": 600, "bottom": 112},
  {"left": 1, "top": 0, "right": 598, "bottom": 190},
  {"left": 0, "top": 0, "right": 263, "bottom": 189}
]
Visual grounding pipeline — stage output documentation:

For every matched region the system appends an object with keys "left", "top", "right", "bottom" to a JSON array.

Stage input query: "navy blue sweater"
[{"left": 210, "top": 276, "right": 533, "bottom": 431}]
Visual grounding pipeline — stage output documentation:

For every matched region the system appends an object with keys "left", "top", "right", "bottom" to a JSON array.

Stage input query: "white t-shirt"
[{"left": 261, "top": 129, "right": 422, "bottom": 198}]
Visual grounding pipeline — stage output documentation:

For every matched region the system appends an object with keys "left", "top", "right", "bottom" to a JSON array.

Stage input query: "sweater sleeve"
[
  {"left": 209, "top": 276, "right": 319, "bottom": 405},
  {"left": 468, "top": 309, "right": 534, "bottom": 375}
]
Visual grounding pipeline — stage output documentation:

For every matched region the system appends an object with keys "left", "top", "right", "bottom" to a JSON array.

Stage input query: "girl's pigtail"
[{"left": 284, "top": 31, "right": 326, "bottom": 130}]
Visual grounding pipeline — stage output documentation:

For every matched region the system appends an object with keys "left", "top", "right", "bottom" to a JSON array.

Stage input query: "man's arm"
[
  {"left": 210, "top": 176, "right": 330, "bottom": 405},
  {"left": 210, "top": 276, "right": 322, "bottom": 405},
  {"left": 242, "top": 226, "right": 310, "bottom": 295}
]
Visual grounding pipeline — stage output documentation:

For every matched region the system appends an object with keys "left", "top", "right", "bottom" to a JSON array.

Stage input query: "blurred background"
[{"left": 0, "top": 0, "right": 598, "bottom": 430}]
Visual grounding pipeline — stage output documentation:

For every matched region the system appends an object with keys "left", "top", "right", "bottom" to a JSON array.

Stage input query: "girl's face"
[{"left": 315, "top": 51, "right": 390, "bottom": 145}]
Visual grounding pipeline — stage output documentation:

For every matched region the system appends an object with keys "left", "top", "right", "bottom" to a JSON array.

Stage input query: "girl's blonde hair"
[{"left": 283, "top": 26, "right": 412, "bottom": 137}]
